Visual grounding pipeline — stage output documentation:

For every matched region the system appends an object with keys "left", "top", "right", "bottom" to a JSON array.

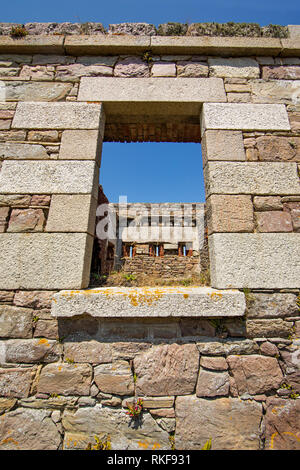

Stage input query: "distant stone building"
[{"left": 94, "top": 200, "right": 206, "bottom": 278}]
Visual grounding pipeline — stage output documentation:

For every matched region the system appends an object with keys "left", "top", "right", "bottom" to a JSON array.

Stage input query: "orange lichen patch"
[
  {"left": 0, "top": 437, "right": 20, "bottom": 448},
  {"left": 152, "top": 442, "right": 161, "bottom": 450},
  {"left": 209, "top": 292, "right": 223, "bottom": 301},
  {"left": 270, "top": 431, "right": 300, "bottom": 449},
  {"left": 271, "top": 405, "right": 285, "bottom": 415},
  {"left": 38, "top": 338, "right": 50, "bottom": 346},
  {"left": 138, "top": 440, "right": 150, "bottom": 449}
]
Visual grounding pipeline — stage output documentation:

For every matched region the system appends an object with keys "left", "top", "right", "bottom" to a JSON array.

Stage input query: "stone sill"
[
  {"left": 51, "top": 286, "right": 246, "bottom": 319},
  {"left": 0, "top": 35, "right": 299, "bottom": 56}
]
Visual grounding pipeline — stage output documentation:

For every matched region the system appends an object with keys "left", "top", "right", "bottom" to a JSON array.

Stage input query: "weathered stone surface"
[
  {"left": 179, "top": 319, "right": 216, "bottom": 337},
  {"left": 94, "top": 360, "right": 134, "bottom": 396},
  {"left": 284, "top": 202, "right": 300, "bottom": 231},
  {"left": 0, "top": 407, "right": 61, "bottom": 450},
  {"left": 0, "top": 233, "right": 94, "bottom": 290},
  {"left": 0, "top": 160, "right": 98, "bottom": 194},
  {"left": 114, "top": 57, "right": 150, "bottom": 77},
  {"left": 38, "top": 363, "right": 92, "bottom": 396},
  {"left": 112, "top": 342, "right": 152, "bottom": 361},
  {"left": 141, "top": 396, "right": 175, "bottom": 409},
  {"left": 62, "top": 404, "right": 170, "bottom": 450},
  {"left": 33, "top": 319, "right": 58, "bottom": 340},
  {"left": 149, "top": 408, "right": 175, "bottom": 418},
  {"left": 257, "top": 136, "right": 300, "bottom": 162},
  {"left": 246, "top": 319, "right": 292, "bottom": 339},
  {"left": 12, "top": 102, "right": 104, "bottom": 130},
  {"left": 260, "top": 341, "right": 279, "bottom": 356},
  {"left": 63, "top": 341, "right": 112, "bottom": 365},
  {"left": 177, "top": 61, "right": 208, "bottom": 77},
  {"left": 30, "top": 195, "right": 51, "bottom": 206},
  {"left": 0, "top": 398, "right": 17, "bottom": 414},
  {"left": 0, "top": 207, "right": 9, "bottom": 233},
  {"left": 0, "top": 367, "right": 35, "bottom": 398},
  {"left": 134, "top": 344, "right": 199, "bottom": 396},
  {"left": 251, "top": 79, "right": 300, "bottom": 105},
  {"left": 0, "top": 119, "right": 11, "bottom": 130},
  {"left": 14, "top": 290, "right": 56, "bottom": 309},
  {"left": 56, "top": 63, "right": 113, "bottom": 81},
  {"left": 51, "top": 287, "right": 246, "bottom": 318},
  {"left": 46, "top": 195, "right": 97, "bottom": 235},
  {"left": 0, "top": 130, "right": 26, "bottom": 142},
  {"left": 227, "top": 355, "right": 283, "bottom": 394},
  {"left": 256, "top": 211, "right": 293, "bottom": 232},
  {"left": 225, "top": 83, "right": 251, "bottom": 92},
  {"left": 20, "top": 65, "right": 54, "bottom": 81},
  {"left": 0, "top": 142, "right": 49, "bottom": 160},
  {"left": 27, "top": 130, "right": 59, "bottom": 142},
  {"left": 289, "top": 112, "right": 300, "bottom": 132},
  {"left": 2, "top": 338, "right": 60, "bottom": 363},
  {"left": 209, "top": 233, "right": 300, "bottom": 289},
  {"left": 227, "top": 92, "right": 251, "bottom": 103},
  {"left": 109, "top": 22, "right": 156, "bottom": 35},
  {"left": 175, "top": 396, "right": 262, "bottom": 450},
  {"left": 59, "top": 130, "right": 101, "bottom": 161},
  {"left": 246, "top": 293, "right": 298, "bottom": 319},
  {"left": 152, "top": 63, "right": 176, "bottom": 77},
  {"left": 253, "top": 196, "right": 283, "bottom": 211},
  {"left": 205, "top": 162, "right": 300, "bottom": 196},
  {"left": 3, "top": 81, "right": 72, "bottom": 101},
  {"left": 156, "top": 417, "right": 176, "bottom": 433},
  {"left": 19, "top": 395, "right": 77, "bottom": 410},
  {"left": 262, "top": 66, "right": 300, "bottom": 80},
  {"left": 200, "top": 356, "right": 228, "bottom": 370},
  {"left": 78, "top": 77, "right": 226, "bottom": 104},
  {"left": 264, "top": 398, "right": 300, "bottom": 450},
  {"left": 7, "top": 209, "right": 45, "bottom": 232},
  {"left": 64, "top": 35, "right": 150, "bottom": 56},
  {"left": 77, "top": 56, "right": 118, "bottom": 67},
  {"left": 0, "top": 305, "right": 32, "bottom": 338},
  {"left": 0, "top": 291, "right": 14, "bottom": 303},
  {"left": 201, "top": 103, "right": 290, "bottom": 133},
  {"left": 197, "top": 338, "right": 259, "bottom": 356},
  {"left": 207, "top": 195, "right": 254, "bottom": 233},
  {"left": 0, "top": 194, "right": 31, "bottom": 207},
  {"left": 208, "top": 57, "right": 260, "bottom": 78},
  {"left": 202, "top": 130, "right": 245, "bottom": 162},
  {"left": 196, "top": 369, "right": 230, "bottom": 397}
]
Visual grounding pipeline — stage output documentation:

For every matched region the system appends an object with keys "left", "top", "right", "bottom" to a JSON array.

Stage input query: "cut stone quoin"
[{"left": 201, "top": 103, "right": 290, "bottom": 134}]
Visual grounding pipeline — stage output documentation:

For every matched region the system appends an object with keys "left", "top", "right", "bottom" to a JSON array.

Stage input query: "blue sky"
[
  {"left": 1, "top": 0, "right": 299, "bottom": 26},
  {"left": 2, "top": 0, "right": 299, "bottom": 203}
]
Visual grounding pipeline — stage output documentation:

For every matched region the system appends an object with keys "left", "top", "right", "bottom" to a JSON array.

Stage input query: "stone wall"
[
  {"left": 0, "top": 25, "right": 299, "bottom": 450},
  {"left": 122, "top": 255, "right": 201, "bottom": 278}
]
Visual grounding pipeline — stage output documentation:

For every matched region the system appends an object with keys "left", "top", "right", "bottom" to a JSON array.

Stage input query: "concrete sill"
[{"left": 51, "top": 286, "right": 246, "bottom": 319}]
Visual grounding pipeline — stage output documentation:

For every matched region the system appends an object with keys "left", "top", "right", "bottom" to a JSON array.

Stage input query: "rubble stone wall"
[{"left": 0, "top": 25, "right": 299, "bottom": 450}]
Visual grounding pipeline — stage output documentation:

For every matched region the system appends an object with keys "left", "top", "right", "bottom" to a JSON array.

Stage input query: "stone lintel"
[
  {"left": 51, "top": 286, "right": 246, "bottom": 318},
  {"left": 209, "top": 233, "right": 300, "bottom": 289},
  {"left": 77, "top": 77, "right": 226, "bottom": 105}
]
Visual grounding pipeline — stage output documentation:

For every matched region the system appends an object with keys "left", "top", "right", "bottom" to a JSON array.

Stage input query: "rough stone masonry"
[{"left": 0, "top": 22, "right": 299, "bottom": 450}]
